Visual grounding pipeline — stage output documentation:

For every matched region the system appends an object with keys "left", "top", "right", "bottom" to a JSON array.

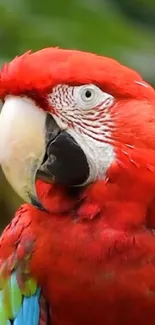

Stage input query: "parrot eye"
[
  {"left": 80, "top": 87, "right": 95, "bottom": 102},
  {"left": 77, "top": 85, "right": 100, "bottom": 109},
  {"left": 49, "top": 84, "right": 114, "bottom": 114},
  {"left": 75, "top": 84, "right": 113, "bottom": 111}
]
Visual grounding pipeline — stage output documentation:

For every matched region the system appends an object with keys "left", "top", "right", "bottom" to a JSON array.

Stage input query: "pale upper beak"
[
  {"left": 0, "top": 95, "right": 89, "bottom": 210},
  {"left": 0, "top": 96, "right": 47, "bottom": 207}
]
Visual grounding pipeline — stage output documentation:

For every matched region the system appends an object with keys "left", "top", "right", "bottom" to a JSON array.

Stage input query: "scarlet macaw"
[{"left": 0, "top": 48, "right": 155, "bottom": 325}]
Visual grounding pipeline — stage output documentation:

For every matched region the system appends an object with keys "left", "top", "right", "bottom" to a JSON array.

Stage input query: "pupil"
[{"left": 85, "top": 90, "right": 92, "bottom": 98}]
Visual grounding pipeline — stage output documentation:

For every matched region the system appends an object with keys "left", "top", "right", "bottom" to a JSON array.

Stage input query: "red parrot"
[{"left": 0, "top": 48, "right": 155, "bottom": 325}]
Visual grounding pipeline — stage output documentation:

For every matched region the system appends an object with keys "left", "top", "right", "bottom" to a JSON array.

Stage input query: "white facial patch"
[
  {"left": 48, "top": 84, "right": 115, "bottom": 182},
  {"left": 67, "top": 128, "right": 115, "bottom": 184}
]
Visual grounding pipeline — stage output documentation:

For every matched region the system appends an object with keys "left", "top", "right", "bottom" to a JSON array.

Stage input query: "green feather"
[
  {"left": 0, "top": 290, "right": 11, "bottom": 325},
  {"left": 0, "top": 240, "right": 38, "bottom": 323},
  {"left": 1, "top": 272, "right": 22, "bottom": 319},
  {"left": 22, "top": 277, "right": 37, "bottom": 296}
]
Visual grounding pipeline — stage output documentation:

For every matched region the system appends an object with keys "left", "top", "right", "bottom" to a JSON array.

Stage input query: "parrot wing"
[{"left": 0, "top": 205, "right": 49, "bottom": 325}]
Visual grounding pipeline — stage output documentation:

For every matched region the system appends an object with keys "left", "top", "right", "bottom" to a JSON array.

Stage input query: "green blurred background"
[{"left": 0, "top": 0, "right": 155, "bottom": 231}]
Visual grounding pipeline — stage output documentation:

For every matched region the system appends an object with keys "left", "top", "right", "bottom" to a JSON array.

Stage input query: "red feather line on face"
[
  {"left": 0, "top": 47, "right": 154, "bottom": 103},
  {"left": 48, "top": 83, "right": 115, "bottom": 143}
]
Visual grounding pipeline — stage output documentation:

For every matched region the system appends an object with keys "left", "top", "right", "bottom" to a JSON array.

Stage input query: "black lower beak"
[{"left": 37, "top": 113, "right": 89, "bottom": 187}]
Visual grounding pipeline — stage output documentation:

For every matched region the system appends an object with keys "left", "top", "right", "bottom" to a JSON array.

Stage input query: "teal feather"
[
  {"left": 0, "top": 266, "right": 41, "bottom": 324},
  {"left": 0, "top": 241, "right": 49, "bottom": 324},
  {"left": 14, "top": 288, "right": 40, "bottom": 325}
]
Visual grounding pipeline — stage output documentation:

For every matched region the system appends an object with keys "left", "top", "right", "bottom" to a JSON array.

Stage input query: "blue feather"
[{"left": 14, "top": 288, "right": 40, "bottom": 325}]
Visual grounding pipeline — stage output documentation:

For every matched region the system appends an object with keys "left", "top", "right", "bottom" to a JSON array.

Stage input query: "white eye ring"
[
  {"left": 73, "top": 84, "right": 114, "bottom": 110},
  {"left": 77, "top": 85, "right": 101, "bottom": 109},
  {"left": 80, "top": 87, "right": 96, "bottom": 102}
]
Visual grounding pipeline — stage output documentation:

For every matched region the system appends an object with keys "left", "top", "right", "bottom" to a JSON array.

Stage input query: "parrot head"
[{"left": 0, "top": 48, "right": 155, "bottom": 210}]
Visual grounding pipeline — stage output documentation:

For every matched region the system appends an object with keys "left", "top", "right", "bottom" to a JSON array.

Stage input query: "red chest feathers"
[{"left": 29, "top": 208, "right": 155, "bottom": 325}]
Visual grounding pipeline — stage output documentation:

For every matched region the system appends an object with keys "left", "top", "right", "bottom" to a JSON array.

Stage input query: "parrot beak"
[
  {"left": 0, "top": 96, "right": 48, "bottom": 209},
  {"left": 0, "top": 95, "right": 89, "bottom": 210}
]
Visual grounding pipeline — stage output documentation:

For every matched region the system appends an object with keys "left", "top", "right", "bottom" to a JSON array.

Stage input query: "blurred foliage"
[
  {"left": 0, "top": 0, "right": 155, "bottom": 231},
  {"left": 114, "top": 0, "right": 155, "bottom": 27}
]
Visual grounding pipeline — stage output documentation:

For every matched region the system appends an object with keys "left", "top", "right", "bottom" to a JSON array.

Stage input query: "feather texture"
[
  {"left": 0, "top": 271, "right": 40, "bottom": 325},
  {"left": 0, "top": 232, "right": 48, "bottom": 325}
]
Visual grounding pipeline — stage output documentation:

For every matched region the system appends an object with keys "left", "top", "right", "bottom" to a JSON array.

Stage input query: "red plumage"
[
  {"left": 0, "top": 48, "right": 154, "bottom": 99},
  {"left": 1, "top": 48, "right": 155, "bottom": 324}
]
